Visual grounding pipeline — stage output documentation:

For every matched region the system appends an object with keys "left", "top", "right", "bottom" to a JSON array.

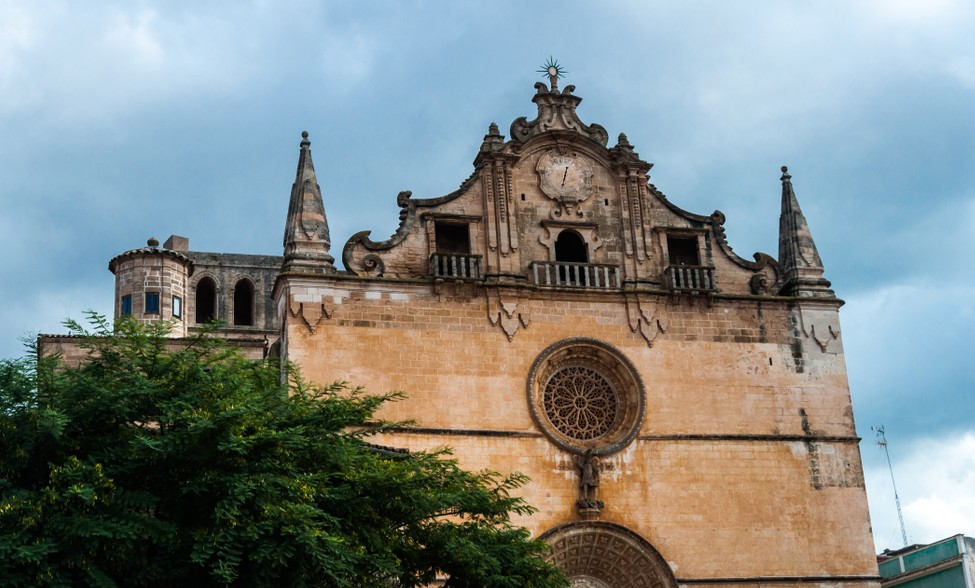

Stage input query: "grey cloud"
[{"left": 1, "top": 0, "right": 973, "bottom": 543}]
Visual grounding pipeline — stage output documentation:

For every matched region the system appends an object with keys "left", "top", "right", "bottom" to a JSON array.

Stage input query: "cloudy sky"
[{"left": 1, "top": 0, "right": 972, "bottom": 552}]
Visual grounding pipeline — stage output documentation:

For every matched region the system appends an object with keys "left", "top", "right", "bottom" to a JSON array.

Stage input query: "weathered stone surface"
[
  {"left": 277, "top": 76, "right": 872, "bottom": 585},
  {"left": 62, "top": 71, "right": 875, "bottom": 587}
]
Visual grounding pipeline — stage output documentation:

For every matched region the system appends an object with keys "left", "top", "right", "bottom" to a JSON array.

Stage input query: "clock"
[{"left": 536, "top": 150, "right": 594, "bottom": 206}]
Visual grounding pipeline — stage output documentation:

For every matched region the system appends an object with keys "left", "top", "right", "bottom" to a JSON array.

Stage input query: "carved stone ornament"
[
  {"left": 289, "top": 299, "right": 332, "bottom": 334},
  {"left": 360, "top": 254, "right": 385, "bottom": 277},
  {"left": 509, "top": 82, "right": 609, "bottom": 147},
  {"left": 540, "top": 521, "right": 678, "bottom": 588},
  {"left": 486, "top": 288, "right": 531, "bottom": 341},
  {"left": 625, "top": 293, "right": 668, "bottom": 347},
  {"left": 574, "top": 449, "right": 604, "bottom": 518},
  {"left": 536, "top": 149, "right": 594, "bottom": 217},
  {"left": 795, "top": 306, "right": 842, "bottom": 353}
]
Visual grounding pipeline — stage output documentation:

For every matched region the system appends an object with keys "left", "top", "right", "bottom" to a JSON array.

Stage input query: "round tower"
[{"left": 108, "top": 237, "right": 194, "bottom": 337}]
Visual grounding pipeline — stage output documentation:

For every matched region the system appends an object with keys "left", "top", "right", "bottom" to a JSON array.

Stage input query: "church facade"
[{"left": 83, "top": 71, "right": 880, "bottom": 586}]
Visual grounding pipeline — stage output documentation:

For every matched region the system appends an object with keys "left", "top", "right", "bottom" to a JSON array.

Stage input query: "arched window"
[
  {"left": 195, "top": 277, "right": 217, "bottom": 324},
  {"left": 555, "top": 230, "right": 588, "bottom": 263},
  {"left": 233, "top": 279, "right": 254, "bottom": 326}
]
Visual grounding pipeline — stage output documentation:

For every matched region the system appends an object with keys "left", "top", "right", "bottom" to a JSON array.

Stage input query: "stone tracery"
[{"left": 543, "top": 366, "right": 619, "bottom": 441}]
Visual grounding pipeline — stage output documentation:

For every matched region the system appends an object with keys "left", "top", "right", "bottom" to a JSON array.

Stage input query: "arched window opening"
[
  {"left": 555, "top": 230, "right": 588, "bottom": 263},
  {"left": 195, "top": 277, "right": 217, "bottom": 324},
  {"left": 555, "top": 230, "right": 589, "bottom": 284},
  {"left": 233, "top": 279, "right": 254, "bottom": 326}
]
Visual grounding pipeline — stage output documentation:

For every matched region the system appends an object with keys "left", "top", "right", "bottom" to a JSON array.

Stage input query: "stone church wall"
[
  {"left": 279, "top": 277, "right": 877, "bottom": 584},
  {"left": 49, "top": 70, "right": 880, "bottom": 587}
]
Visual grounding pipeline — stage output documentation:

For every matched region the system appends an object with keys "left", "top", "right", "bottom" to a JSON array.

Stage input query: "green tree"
[{"left": 0, "top": 315, "right": 567, "bottom": 588}]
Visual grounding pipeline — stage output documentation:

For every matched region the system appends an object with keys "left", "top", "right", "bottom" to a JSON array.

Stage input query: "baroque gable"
[{"left": 341, "top": 76, "right": 790, "bottom": 299}]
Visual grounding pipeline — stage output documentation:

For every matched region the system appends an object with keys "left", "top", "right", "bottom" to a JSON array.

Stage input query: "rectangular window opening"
[
  {"left": 121, "top": 295, "right": 132, "bottom": 316},
  {"left": 145, "top": 292, "right": 160, "bottom": 315},
  {"left": 172, "top": 296, "right": 182, "bottom": 318},
  {"left": 667, "top": 236, "right": 700, "bottom": 266},
  {"left": 435, "top": 222, "right": 471, "bottom": 255}
]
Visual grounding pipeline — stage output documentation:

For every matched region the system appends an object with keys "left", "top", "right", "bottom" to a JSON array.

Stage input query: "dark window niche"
[
  {"left": 667, "top": 235, "right": 700, "bottom": 266},
  {"left": 195, "top": 277, "right": 217, "bottom": 323},
  {"left": 234, "top": 279, "right": 254, "bottom": 326},
  {"left": 435, "top": 222, "right": 471, "bottom": 255},
  {"left": 121, "top": 295, "right": 132, "bottom": 316},
  {"left": 555, "top": 230, "right": 588, "bottom": 263}
]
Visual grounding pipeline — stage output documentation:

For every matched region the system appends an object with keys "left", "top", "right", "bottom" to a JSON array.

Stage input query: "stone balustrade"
[
  {"left": 430, "top": 253, "right": 482, "bottom": 280},
  {"left": 530, "top": 261, "right": 622, "bottom": 289},
  {"left": 665, "top": 265, "right": 717, "bottom": 292}
]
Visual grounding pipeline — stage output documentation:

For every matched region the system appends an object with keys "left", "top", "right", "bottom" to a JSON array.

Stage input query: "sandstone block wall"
[
  {"left": 185, "top": 251, "right": 282, "bottom": 335},
  {"left": 112, "top": 252, "right": 191, "bottom": 336},
  {"left": 280, "top": 278, "right": 877, "bottom": 585}
]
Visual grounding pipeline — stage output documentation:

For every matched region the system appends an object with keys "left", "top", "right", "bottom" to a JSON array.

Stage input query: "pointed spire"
[
  {"left": 777, "top": 166, "right": 833, "bottom": 297},
  {"left": 282, "top": 131, "right": 335, "bottom": 274}
]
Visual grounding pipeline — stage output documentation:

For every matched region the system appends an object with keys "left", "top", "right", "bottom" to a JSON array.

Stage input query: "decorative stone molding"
[
  {"left": 625, "top": 293, "right": 667, "bottom": 347},
  {"left": 509, "top": 82, "right": 609, "bottom": 147},
  {"left": 615, "top": 168, "right": 653, "bottom": 263},
  {"left": 539, "top": 521, "right": 678, "bottom": 588},
  {"left": 486, "top": 288, "right": 530, "bottom": 341},
  {"left": 361, "top": 254, "right": 385, "bottom": 277},
  {"left": 795, "top": 305, "right": 841, "bottom": 353},
  {"left": 289, "top": 299, "right": 332, "bottom": 334},
  {"left": 538, "top": 220, "right": 603, "bottom": 259},
  {"left": 749, "top": 267, "right": 776, "bottom": 295}
]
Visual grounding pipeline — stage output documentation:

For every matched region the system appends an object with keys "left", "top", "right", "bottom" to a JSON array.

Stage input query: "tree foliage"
[{"left": 0, "top": 315, "right": 567, "bottom": 588}]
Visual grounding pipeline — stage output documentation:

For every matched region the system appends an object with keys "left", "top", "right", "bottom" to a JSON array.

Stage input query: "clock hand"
[{"left": 562, "top": 166, "right": 569, "bottom": 187}]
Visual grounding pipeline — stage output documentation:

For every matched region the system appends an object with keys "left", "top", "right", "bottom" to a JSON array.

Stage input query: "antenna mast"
[{"left": 873, "top": 426, "right": 909, "bottom": 547}]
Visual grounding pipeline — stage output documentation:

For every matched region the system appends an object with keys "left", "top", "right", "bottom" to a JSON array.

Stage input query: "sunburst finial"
[{"left": 537, "top": 56, "right": 566, "bottom": 91}]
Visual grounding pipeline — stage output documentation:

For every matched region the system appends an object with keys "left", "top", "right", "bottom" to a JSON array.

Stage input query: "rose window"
[
  {"left": 543, "top": 366, "right": 619, "bottom": 440},
  {"left": 528, "top": 338, "right": 645, "bottom": 455}
]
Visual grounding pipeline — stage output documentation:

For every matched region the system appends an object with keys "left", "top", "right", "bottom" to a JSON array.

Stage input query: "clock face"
[{"left": 537, "top": 151, "right": 594, "bottom": 205}]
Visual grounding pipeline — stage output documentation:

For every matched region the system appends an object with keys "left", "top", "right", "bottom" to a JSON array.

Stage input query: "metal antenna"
[{"left": 873, "top": 426, "right": 909, "bottom": 547}]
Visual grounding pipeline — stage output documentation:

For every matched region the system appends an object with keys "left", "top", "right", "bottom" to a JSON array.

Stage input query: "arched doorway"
[{"left": 539, "top": 521, "right": 677, "bottom": 588}]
